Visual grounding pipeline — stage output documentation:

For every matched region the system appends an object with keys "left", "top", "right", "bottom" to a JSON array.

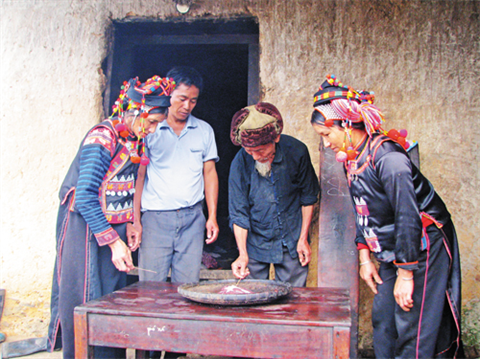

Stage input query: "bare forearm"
[
  {"left": 299, "top": 205, "right": 314, "bottom": 242},
  {"left": 204, "top": 161, "right": 218, "bottom": 220},
  {"left": 233, "top": 224, "right": 249, "bottom": 257},
  {"left": 134, "top": 165, "right": 146, "bottom": 226}
]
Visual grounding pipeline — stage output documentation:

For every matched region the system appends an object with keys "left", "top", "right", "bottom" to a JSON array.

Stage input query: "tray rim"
[{"left": 177, "top": 279, "right": 292, "bottom": 306}]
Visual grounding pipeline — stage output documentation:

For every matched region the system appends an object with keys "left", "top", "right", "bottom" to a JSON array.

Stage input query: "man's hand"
[
  {"left": 231, "top": 254, "right": 250, "bottom": 279},
  {"left": 297, "top": 239, "right": 311, "bottom": 266},
  {"left": 205, "top": 218, "right": 219, "bottom": 245},
  {"left": 108, "top": 239, "right": 134, "bottom": 272},
  {"left": 394, "top": 268, "right": 414, "bottom": 311},
  {"left": 127, "top": 222, "right": 142, "bottom": 251}
]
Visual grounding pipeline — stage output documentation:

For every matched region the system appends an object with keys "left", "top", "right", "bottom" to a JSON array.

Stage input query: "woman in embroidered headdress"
[
  {"left": 310, "top": 75, "right": 463, "bottom": 358},
  {"left": 47, "top": 76, "right": 175, "bottom": 359}
]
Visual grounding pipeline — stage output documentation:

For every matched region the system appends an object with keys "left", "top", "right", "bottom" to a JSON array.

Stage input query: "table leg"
[
  {"left": 74, "top": 310, "right": 93, "bottom": 359},
  {"left": 333, "top": 327, "right": 350, "bottom": 359}
]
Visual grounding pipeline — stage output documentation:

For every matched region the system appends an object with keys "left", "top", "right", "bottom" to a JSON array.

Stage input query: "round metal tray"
[{"left": 178, "top": 279, "right": 292, "bottom": 306}]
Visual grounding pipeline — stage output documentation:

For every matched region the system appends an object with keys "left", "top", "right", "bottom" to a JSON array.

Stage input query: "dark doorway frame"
[
  {"left": 103, "top": 18, "right": 259, "bottom": 115},
  {"left": 102, "top": 18, "right": 260, "bottom": 267}
]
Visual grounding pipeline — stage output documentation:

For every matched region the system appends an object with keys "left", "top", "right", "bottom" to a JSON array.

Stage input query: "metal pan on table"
[{"left": 178, "top": 279, "right": 292, "bottom": 306}]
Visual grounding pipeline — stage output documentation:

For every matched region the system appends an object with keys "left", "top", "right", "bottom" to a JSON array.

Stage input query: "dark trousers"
[
  {"left": 372, "top": 225, "right": 452, "bottom": 359},
  {"left": 51, "top": 208, "right": 127, "bottom": 359}
]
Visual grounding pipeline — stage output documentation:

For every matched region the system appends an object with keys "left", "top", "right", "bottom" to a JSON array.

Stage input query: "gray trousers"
[
  {"left": 247, "top": 246, "right": 308, "bottom": 287},
  {"left": 139, "top": 202, "right": 205, "bottom": 283}
]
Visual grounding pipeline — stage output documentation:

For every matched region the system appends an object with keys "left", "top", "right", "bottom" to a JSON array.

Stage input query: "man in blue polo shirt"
[{"left": 134, "top": 66, "right": 219, "bottom": 284}]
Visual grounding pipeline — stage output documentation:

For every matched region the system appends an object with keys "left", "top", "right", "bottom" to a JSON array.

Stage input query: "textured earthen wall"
[{"left": 1, "top": 0, "right": 478, "bottom": 351}]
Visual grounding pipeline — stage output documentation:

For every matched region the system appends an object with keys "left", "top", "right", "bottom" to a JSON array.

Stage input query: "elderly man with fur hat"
[{"left": 228, "top": 102, "right": 319, "bottom": 286}]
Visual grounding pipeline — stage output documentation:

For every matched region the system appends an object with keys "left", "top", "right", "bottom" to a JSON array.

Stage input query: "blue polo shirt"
[{"left": 141, "top": 114, "right": 219, "bottom": 211}]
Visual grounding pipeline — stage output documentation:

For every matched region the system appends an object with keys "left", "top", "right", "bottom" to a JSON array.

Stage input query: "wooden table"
[{"left": 74, "top": 281, "right": 351, "bottom": 359}]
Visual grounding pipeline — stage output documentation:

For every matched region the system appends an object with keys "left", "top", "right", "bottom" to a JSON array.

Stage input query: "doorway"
[{"left": 103, "top": 18, "right": 260, "bottom": 268}]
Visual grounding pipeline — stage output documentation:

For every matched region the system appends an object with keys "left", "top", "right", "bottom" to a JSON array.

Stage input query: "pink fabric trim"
[
  {"left": 83, "top": 225, "right": 89, "bottom": 303},
  {"left": 48, "top": 206, "right": 72, "bottom": 352},
  {"left": 94, "top": 227, "right": 120, "bottom": 246},
  {"left": 416, "top": 227, "right": 431, "bottom": 358}
]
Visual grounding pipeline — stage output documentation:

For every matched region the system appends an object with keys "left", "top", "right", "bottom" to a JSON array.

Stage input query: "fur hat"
[{"left": 230, "top": 102, "right": 283, "bottom": 147}]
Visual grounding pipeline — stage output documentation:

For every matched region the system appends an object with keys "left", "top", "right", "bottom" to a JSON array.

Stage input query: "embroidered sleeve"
[
  {"left": 76, "top": 127, "right": 120, "bottom": 246},
  {"left": 83, "top": 126, "right": 117, "bottom": 157},
  {"left": 354, "top": 225, "right": 369, "bottom": 249}
]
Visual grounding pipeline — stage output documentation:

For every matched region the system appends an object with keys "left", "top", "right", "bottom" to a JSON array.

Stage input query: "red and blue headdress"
[
  {"left": 109, "top": 75, "right": 176, "bottom": 165},
  {"left": 312, "top": 74, "right": 410, "bottom": 162}
]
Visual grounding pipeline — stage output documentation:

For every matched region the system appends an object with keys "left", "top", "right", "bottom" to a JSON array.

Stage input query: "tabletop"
[{"left": 74, "top": 281, "right": 351, "bottom": 359}]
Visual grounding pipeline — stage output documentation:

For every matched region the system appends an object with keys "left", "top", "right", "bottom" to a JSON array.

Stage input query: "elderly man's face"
[{"left": 244, "top": 142, "right": 276, "bottom": 164}]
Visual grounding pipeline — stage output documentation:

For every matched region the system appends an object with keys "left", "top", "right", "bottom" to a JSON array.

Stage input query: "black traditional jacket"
[{"left": 346, "top": 133, "right": 450, "bottom": 270}]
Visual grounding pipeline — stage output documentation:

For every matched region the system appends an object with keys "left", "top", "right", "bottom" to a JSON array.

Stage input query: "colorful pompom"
[
  {"left": 387, "top": 129, "right": 399, "bottom": 140},
  {"left": 399, "top": 129, "right": 408, "bottom": 138},
  {"left": 115, "top": 123, "right": 126, "bottom": 132},
  {"left": 325, "top": 118, "right": 334, "bottom": 127},
  {"left": 130, "top": 155, "right": 141, "bottom": 164},
  {"left": 397, "top": 136, "right": 406, "bottom": 146},
  {"left": 335, "top": 150, "right": 348, "bottom": 163},
  {"left": 140, "top": 155, "right": 150, "bottom": 166},
  {"left": 347, "top": 148, "right": 357, "bottom": 160}
]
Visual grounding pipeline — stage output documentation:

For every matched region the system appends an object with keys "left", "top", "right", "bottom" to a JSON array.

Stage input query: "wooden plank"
[
  {"left": 73, "top": 309, "right": 93, "bottom": 359},
  {"left": 333, "top": 327, "right": 351, "bottom": 359},
  {"left": 88, "top": 315, "right": 333, "bottom": 359},
  {"left": 317, "top": 144, "right": 359, "bottom": 358},
  {"left": 123, "top": 34, "right": 259, "bottom": 46}
]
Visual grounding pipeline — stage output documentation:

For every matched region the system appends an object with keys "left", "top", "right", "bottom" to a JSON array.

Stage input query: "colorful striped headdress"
[
  {"left": 313, "top": 74, "right": 361, "bottom": 107},
  {"left": 312, "top": 75, "right": 384, "bottom": 137},
  {"left": 108, "top": 75, "right": 176, "bottom": 165},
  {"left": 110, "top": 75, "right": 176, "bottom": 120},
  {"left": 312, "top": 75, "right": 411, "bottom": 163}
]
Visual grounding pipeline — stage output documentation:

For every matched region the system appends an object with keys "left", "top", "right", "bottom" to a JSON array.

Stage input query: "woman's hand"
[
  {"left": 108, "top": 239, "right": 134, "bottom": 272},
  {"left": 394, "top": 268, "right": 414, "bottom": 311},
  {"left": 360, "top": 261, "right": 383, "bottom": 294},
  {"left": 127, "top": 222, "right": 142, "bottom": 251},
  {"left": 359, "top": 249, "right": 382, "bottom": 294}
]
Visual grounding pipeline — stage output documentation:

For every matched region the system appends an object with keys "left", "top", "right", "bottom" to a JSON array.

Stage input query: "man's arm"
[
  {"left": 297, "top": 204, "right": 314, "bottom": 266},
  {"left": 203, "top": 160, "right": 219, "bottom": 244},
  {"left": 231, "top": 224, "right": 250, "bottom": 279}
]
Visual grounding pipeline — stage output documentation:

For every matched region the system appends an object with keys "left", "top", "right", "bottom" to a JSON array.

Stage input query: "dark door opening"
[{"left": 103, "top": 18, "right": 260, "bottom": 269}]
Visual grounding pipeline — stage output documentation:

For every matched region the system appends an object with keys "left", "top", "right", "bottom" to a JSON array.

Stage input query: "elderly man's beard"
[{"left": 255, "top": 160, "right": 272, "bottom": 178}]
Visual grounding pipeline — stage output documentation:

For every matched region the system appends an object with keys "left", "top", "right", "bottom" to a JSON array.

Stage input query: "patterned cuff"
[{"left": 95, "top": 227, "right": 120, "bottom": 246}]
